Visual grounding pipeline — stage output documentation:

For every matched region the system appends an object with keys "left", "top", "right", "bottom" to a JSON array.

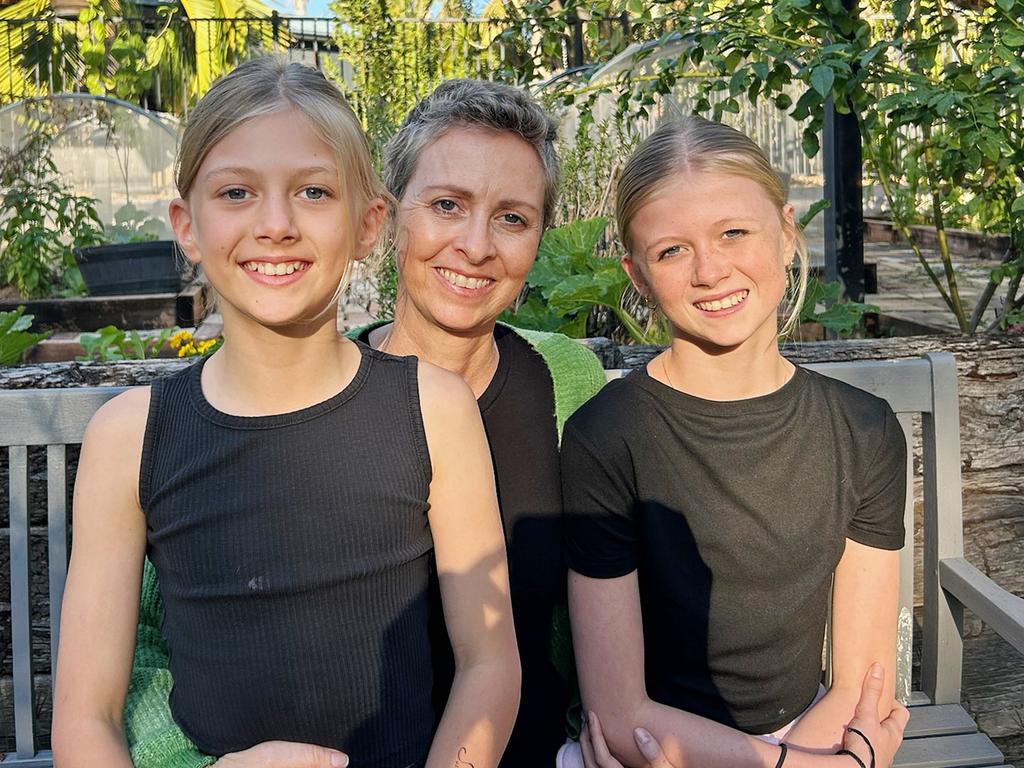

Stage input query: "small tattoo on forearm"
[{"left": 454, "top": 747, "right": 475, "bottom": 768}]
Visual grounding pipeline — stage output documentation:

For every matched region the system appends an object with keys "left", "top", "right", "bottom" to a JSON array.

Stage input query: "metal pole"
[{"left": 822, "top": 0, "right": 865, "bottom": 302}]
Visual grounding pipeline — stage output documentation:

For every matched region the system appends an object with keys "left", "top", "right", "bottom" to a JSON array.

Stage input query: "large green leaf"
[{"left": 0, "top": 307, "right": 50, "bottom": 365}]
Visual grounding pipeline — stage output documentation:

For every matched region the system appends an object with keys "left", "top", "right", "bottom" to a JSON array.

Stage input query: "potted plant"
[{"left": 74, "top": 202, "right": 189, "bottom": 296}]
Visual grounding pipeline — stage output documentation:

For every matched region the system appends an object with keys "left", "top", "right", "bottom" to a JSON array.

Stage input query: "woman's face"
[
  {"left": 623, "top": 170, "right": 795, "bottom": 355},
  {"left": 394, "top": 127, "right": 546, "bottom": 337}
]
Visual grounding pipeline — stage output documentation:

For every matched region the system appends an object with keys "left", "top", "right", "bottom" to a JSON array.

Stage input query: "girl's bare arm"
[
  {"left": 419, "top": 362, "right": 521, "bottom": 768},
  {"left": 52, "top": 388, "right": 151, "bottom": 767},
  {"left": 783, "top": 541, "right": 900, "bottom": 751},
  {"left": 569, "top": 570, "right": 905, "bottom": 768}
]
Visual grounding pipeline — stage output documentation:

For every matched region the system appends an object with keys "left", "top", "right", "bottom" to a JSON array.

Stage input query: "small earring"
[{"left": 643, "top": 294, "right": 658, "bottom": 311}]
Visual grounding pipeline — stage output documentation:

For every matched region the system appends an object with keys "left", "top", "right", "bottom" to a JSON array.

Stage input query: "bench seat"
[{"left": 896, "top": 703, "right": 1006, "bottom": 767}]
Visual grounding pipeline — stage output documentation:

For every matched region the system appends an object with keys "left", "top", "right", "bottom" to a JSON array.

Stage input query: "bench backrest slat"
[
  {"left": 47, "top": 444, "right": 68, "bottom": 688},
  {"left": 9, "top": 445, "right": 36, "bottom": 759},
  {"left": 920, "top": 353, "right": 965, "bottom": 705},
  {"left": 0, "top": 388, "right": 127, "bottom": 447},
  {"left": 895, "top": 411, "right": 916, "bottom": 705}
]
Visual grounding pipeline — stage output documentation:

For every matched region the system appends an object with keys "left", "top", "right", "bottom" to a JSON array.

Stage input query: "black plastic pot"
[{"left": 74, "top": 240, "right": 185, "bottom": 296}]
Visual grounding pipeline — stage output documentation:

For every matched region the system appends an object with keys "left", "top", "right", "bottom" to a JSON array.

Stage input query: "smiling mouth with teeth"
[
  {"left": 695, "top": 290, "right": 749, "bottom": 312},
  {"left": 437, "top": 267, "right": 494, "bottom": 290},
  {"left": 243, "top": 261, "right": 309, "bottom": 276}
]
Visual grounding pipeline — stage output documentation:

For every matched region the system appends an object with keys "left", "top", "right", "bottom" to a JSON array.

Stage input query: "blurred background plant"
[
  {"left": 0, "top": 305, "right": 51, "bottom": 364},
  {"left": 77, "top": 325, "right": 220, "bottom": 361},
  {"left": 0, "top": 125, "right": 105, "bottom": 299}
]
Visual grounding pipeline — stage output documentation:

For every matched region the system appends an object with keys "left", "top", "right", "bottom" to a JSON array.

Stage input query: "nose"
[
  {"left": 691, "top": 245, "right": 730, "bottom": 286},
  {"left": 254, "top": 194, "right": 298, "bottom": 242},
  {"left": 453, "top": 213, "right": 496, "bottom": 265}
]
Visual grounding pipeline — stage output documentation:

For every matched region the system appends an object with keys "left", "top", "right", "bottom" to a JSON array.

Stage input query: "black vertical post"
[
  {"left": 822, "top": 0, "right": 865, "bottom": 302},
  {"left": 565, "top": 9, "right": 586, "bottom": 68}
]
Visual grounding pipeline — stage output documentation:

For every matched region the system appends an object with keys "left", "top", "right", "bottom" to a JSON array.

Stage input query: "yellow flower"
[{"left": 169, "top": 330, "right": 193, "bottom": 350}]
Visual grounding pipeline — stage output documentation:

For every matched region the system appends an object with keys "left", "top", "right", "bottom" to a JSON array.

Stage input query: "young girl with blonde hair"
[
  {"left": 52, "top": 57, "right": 519, "bottom": 768},
  {"left": 563, "top": 116, "right": 909, "bottom": 768}
]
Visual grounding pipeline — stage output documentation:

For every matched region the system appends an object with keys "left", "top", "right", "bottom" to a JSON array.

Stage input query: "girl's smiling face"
[
  {"left": 623, "top": 170, "right": 796, "bottom": 355},
  {"left": 170, "top": 108, "right": 383, "bottom": 332}
]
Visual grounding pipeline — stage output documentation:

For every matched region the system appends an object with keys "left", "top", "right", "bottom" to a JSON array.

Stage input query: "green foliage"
[
  {"left": 374, "top": 253, "right": 399, "bottom": 320},
  {"left": 0, "top": 306, "right": 51, "bottom": 365},
  {"left": 78, "top": 325, "right": 177, "bottom": 361},
  {"left": 77, "top": 0, "right": 157, "bottom": 104},
  {"left": 500, "top": 217, "right": 661, "bottom": 343},
  {"left": 503, "top": 0, "right": 1024, "bottom": 334},
  {"left": 330, "top": 0, "right": 506, "bottom": 152},
  {"left": 797, "top": 278, "right": 879, "bottom": 338},
  {"left": 0, "top": 129, "right": 105, "bottom": 299},
  {"left": 104, "top": 202, "right": 165, "bottom": 244}
]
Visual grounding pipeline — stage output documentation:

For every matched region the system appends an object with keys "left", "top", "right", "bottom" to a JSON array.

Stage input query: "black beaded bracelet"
[
  {"left": 837, "top": 749, "right": 867, "bottom": 768},
  {"left": 774, "top": 742, "right": 788, "bottom": 768}
]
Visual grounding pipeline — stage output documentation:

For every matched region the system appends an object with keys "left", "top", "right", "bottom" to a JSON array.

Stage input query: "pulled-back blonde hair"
[
  {"left": 616, "top": 116, "right": 808, "bottom": 338},
  {"left": 175, "top": 56, "right": 386, "bottom": 224}
]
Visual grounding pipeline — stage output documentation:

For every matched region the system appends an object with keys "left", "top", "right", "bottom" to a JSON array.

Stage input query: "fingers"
[
  {"left": 220, "top": 740, "right": 349, "bottom": 768},
  {"left": 585, "top": 711, "right": 623, "bottom": 768},
  {"left": 854, "top": 662, "right": 885, "bottom": 720},
  {"left": 633, "top": 727, "right": 675, "bottom": 768},
  {"left": 881, "top": 701, "right": 911, "bottom": 744},
  {"left": 580, "top": 718, "right": 599, "bottom": 768}
]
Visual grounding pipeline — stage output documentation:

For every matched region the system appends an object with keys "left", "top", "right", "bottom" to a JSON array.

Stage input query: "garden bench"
[{"left": 2, "top": 352, "right": 1023, "bottom": 766}]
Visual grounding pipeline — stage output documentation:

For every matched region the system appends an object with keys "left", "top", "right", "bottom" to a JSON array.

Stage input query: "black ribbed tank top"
[{"left": 140, "top": 343, "right": 436, "bottom": 767}]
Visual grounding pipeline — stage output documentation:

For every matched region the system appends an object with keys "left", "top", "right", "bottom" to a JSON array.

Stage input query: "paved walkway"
[{"left": 863, "top": 242, "right": 1004, "bottom": 334}]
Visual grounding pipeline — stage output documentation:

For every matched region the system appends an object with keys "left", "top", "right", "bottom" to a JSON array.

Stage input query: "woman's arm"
[
  {"left": 570, "top": 570, "right": 905, "bottom": 768},
  {"left": 782, "top": 541, "right": 899, "bottom": 752},
  {"left": 52, "top": 389, "right": 152, "bottom": 767},
  {"left": 419, "top": 362, "right": 521, "bottom": 768}
]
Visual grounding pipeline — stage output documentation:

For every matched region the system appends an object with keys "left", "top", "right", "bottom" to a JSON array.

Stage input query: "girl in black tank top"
[{"left": 52, "top": 58, "right": 519, "bottom": 768}]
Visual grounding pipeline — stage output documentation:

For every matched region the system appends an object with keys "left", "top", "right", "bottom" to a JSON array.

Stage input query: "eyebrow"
[
  {"left": 416, "top": 184, "right": 540, "bottom": 215},
  {"left": 203, "top": 165, "right": 338, "bottom": 182}
]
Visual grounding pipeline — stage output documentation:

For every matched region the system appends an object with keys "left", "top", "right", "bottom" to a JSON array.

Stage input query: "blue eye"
[
  {"left": 435, "top": 199, "right": 457, "bottom": 213},
  {"left": 502, "top": 212, "right": 526, "bottom": 226},
  {"left": 657, "top": 245, "right": 680, "bottom": 260},
  {"left": 302, "top": 187, "right": 328, "bottom": 201},
  {"left": 723, "top": 229, "right": 747, "bottom": 239},
  {"left": 222, "top": 188, "right": 248, "bottom": 201}
]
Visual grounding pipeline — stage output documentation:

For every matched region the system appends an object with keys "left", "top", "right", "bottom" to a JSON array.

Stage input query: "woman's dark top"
[
  {"left": 140, "top": 344, "right": 436, "bottom": 767},
  {"left": 563, "top": 366, "right": 906, "bottom": 734},
  {"left": 356, "top": 324, "right": 569, "bottom": 764}
]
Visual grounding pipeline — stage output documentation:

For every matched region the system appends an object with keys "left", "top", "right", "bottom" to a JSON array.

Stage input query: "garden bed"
[{"left": 0, "top": 283, "right": 208, "bottom": 334}]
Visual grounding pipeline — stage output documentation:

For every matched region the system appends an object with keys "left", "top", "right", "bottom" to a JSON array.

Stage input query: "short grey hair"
[{"left": 383, "top": 79, "right": 560, "bottom": 227}]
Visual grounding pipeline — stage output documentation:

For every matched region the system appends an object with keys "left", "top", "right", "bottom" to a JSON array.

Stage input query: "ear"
[
  {"left": 169, "top": 198, "right": 201, "bottom": 265},
  {"left": 353, "top": 197, "right": 388, "bottom": 261},
  {"left": 622, "top": 255, "right": 653, "bottom": 301},
  {"left": 781, "top": 203, "right": 797, "bottom": 267}
]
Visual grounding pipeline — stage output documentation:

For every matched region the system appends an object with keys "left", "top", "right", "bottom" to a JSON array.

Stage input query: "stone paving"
[{"left": 862, "top": 242, "right": 1004, "bottom": 334}]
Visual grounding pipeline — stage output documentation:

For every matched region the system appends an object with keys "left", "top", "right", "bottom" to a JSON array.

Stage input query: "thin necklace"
[{"left": 661, "top": 353, "right": 678, "bottom": 391}]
